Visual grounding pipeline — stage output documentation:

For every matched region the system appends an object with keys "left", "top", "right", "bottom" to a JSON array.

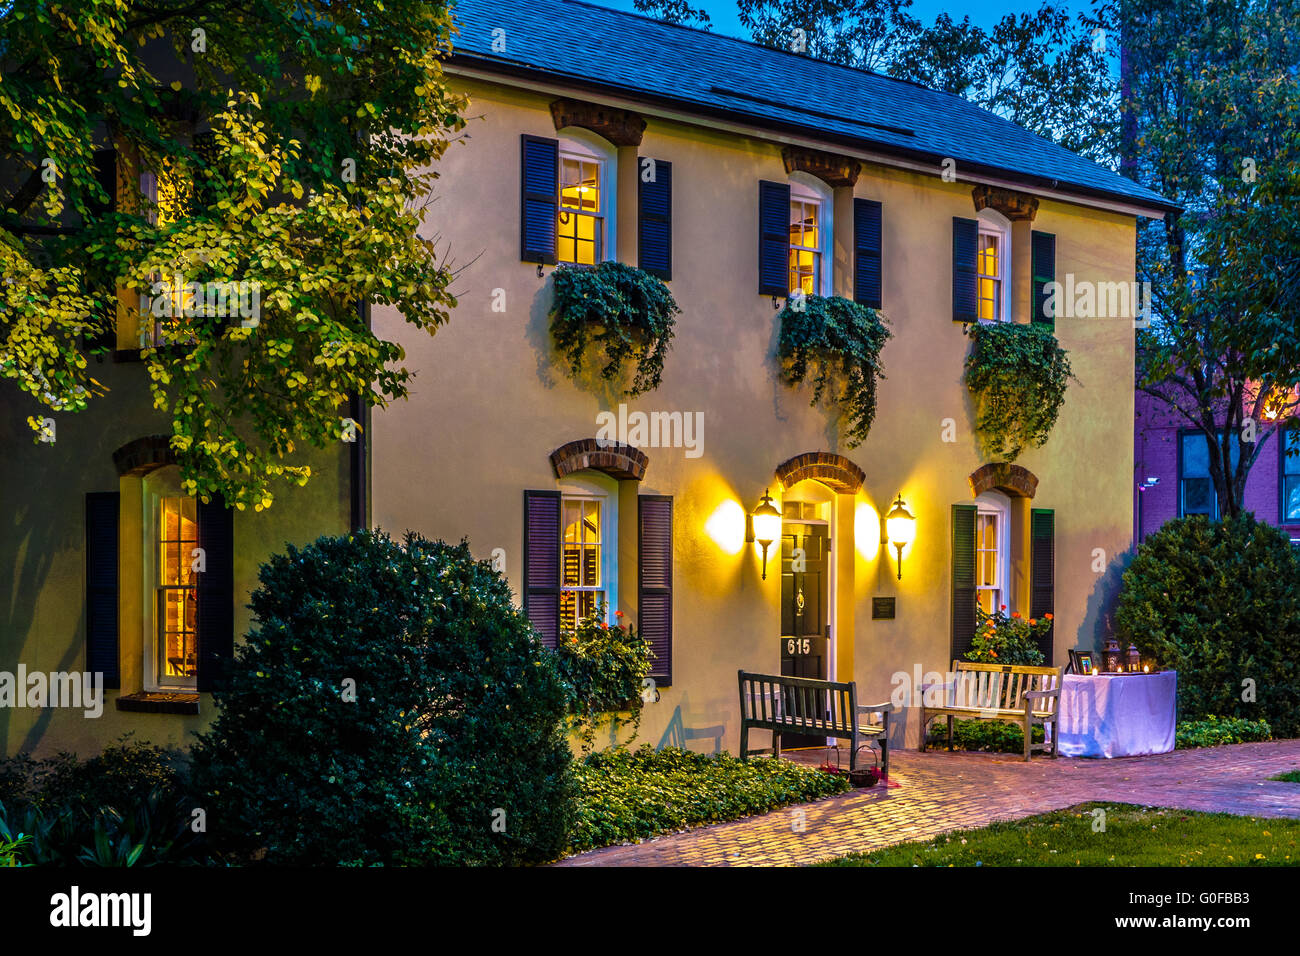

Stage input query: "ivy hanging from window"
[
  {"left": 549, "top": 262, "right": 679, "bottom": 397},
  {"left": 777, "top": 294, "right": 891, "bottom": 447},
  {"left": 964, "top": 321, "right": 1073, "bottom": 462}
]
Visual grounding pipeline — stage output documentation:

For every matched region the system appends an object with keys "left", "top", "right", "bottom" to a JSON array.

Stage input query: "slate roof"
[{"left": 448, "top": 0, "right": 1176, "bottom": 214}]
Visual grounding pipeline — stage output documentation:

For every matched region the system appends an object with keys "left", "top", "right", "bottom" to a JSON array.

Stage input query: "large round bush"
[
  {"left": 1116, "top": 514, "right": 1300, "bottom": 737},
  {"left": 191, "top": 531, "right": 576, "bottom": 865}
]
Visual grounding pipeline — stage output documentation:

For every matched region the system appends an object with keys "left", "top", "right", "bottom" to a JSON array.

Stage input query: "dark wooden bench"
[
  {"left": 920, "top": 660, "right": 1062, "bottom": 761},
  {"left": 738, "top": 670, "right": 891, "bottom": 777}
]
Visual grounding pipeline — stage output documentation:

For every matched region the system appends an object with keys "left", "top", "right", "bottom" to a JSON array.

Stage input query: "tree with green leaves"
[
  {"left": 1128, "top": 0, "right": 1300, "bottom": 515},
  {"left": 1, "top": 0, "right": 465, "bottom": 510},
  {"left": 633, "top": 0, "right": 713, "bottom": 29}
]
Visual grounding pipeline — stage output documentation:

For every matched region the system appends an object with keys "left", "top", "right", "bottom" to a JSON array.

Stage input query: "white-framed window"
[
  {"left": 557, "top": 132, "right": 615, "bottom": 265},
  {"left": 142, "top": 466, "right": 198, "bottom": 690},
  {"left": 559, "top": 473, "right": 619, "bottom": 629},
  {"left": 977, "top": 210, "right": 1011, "bottom": 322},
  {"left": 788, "top": 175, "right": 831, "bottom": 296},
  {"left": 974, "top": 491, "right": 1011, "bottom": 615}
]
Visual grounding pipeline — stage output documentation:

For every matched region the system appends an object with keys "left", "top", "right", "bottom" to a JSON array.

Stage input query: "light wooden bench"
[
  {"left": 920, "top": 660, "right": 1062, "bottom": 761},
  {"left": 738, "top": 670, "right": 891, "bottom": 778}
]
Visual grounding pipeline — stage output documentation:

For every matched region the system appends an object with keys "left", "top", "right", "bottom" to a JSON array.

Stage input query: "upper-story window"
[
  {"left": 788, "top": 176, "right": 831, "bottom": 296},
  {"left": 1282, "top": 430, "right": 1300, "bottom": 522},
  {"left": 974, "top": 492, "right": 1010, "bottom": 615},
  {"left": 977, "top": 210, "right": 1010, "bottom": 321},
  {"left": 557, "top": 134, "right": 614, "bottom": 265},
  {"left": 1180, "top": 431, "right": 1240, "bottom": 518}
]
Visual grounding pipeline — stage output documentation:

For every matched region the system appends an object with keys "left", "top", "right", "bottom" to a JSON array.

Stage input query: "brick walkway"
[{"left": 556, "top": 740, "right": 1300, "bottom": 866}]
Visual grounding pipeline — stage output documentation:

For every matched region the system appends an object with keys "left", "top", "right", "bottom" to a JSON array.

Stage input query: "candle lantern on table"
[
  {"left": 1127, "top": 644, "right": 1141, "bottom": 672},
  {"left": 1103, "top": 636, "right": 1122, "bottom": 672}
]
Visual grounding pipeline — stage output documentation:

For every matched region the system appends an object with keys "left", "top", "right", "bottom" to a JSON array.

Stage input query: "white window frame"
[
  {"left": 974, "top": 491, "right": 1011, "bottom": 615},
  {"left": 788, "top": 173, "right": 832, "bottom": 297},
  {"left": 976, "top": 208, "right": 1011, "bottom": 323},
  {"left": 558, "top": 472, "right": 619, "bottom": 629},
  {"left": 142, "top": 466, "right": 199, "bottom": 692},
  {"left": 556, "top": 130, "right": 616, "bottom": 265}
]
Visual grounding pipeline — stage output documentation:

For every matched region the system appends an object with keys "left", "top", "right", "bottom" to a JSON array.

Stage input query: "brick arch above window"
[
  {"left": 968, "top": 462, "right": 1039, "bottom": 499},
  {"left": 781, "top": 145, "right": 861, "bottom": 188},
  {"left": 112, "top": 435, "right": 177, "bottom": 477},
  {"left": 775, "top": 452, "right": 865, "bottom": 494},
  {"left": 550, "top": 438, "right": 649, "bottom": 481},
  {"left": 549, "top": 98, "right": 646, "bottom": 147}
]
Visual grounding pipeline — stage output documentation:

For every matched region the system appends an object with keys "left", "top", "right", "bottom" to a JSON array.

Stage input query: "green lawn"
[
  {"left": 1271, "top": 770, "right": 1300, "bottom": 783},
  {"left": 819, "top": 803, "right": 1300, "bottom": 866}
]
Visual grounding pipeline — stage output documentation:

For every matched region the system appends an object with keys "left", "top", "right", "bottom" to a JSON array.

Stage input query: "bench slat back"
[
  {"left": 950, "top": 661, "right": 1061, "bottom": 713},
  {"left": 738, "top": 671, "right": 857, "bottom": 732}
]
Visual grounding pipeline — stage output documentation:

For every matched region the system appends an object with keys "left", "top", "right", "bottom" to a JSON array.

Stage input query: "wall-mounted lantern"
[
  {"left": 746, "top": 489, "right": 783, "bottom": 580},
  {"left": 883, "top": 493, "right": 916, "bottom": 580}
]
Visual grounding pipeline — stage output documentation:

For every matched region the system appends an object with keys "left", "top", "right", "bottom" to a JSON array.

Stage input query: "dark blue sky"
[{"left": 597, "top": 0, "right": 1094, "bottom": 39}]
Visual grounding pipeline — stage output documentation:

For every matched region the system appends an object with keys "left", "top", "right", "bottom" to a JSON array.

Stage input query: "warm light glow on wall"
[
  {"left": 705, "top": 499, "right": 747, "bottom": 555},
  {"left": 855, "top": 501, "right": 881, "bottom": 560}
]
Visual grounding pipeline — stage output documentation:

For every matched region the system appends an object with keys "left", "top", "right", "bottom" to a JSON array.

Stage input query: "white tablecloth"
[{"left": 1056, "top": 671, "right": 1177, "bottom": 758}]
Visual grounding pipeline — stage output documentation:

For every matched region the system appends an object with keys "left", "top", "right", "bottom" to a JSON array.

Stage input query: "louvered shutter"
[
  {"left": 853, "top": 198, "right": 882, "bottom": 308},
  {"left": 196, "top": 497, "right": 234, "bottom": 693},
  {"left": 91, "top": 149, "right": 117, "bottom": 216},
  {"left": 85, "top": 492, "right": 121, "bottom": 689},
  {"left": 520, "top": 135, "right": 559, "bottom": 264},
  {"left": 758, "top": 180, "right": 790, "bottom": 296},
  {"left": 1032, "top": 231, "right": 1057, "bottom": 328},
  {"left": 952, "top": 217, "right": 979, "bottom": 323},
  {"left": 523, "top": 490, "right": 561, "bottom": 648},
  {"left": 1030, "top": 509, "right": 1055, "bottom": 664},
  {"left": 638, "top": 495, "right": 673, "bottom": 686},
  {"left": 638, "top": 158, "right": 672, "bottom": 280},
  {"left": 951, "top": 504, "right": 977, "bottom": 662}
]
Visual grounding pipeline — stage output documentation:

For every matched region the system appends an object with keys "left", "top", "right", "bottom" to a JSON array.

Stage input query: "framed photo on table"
[{"left": 1067, "top": 649, "right": 1095, "bottom": 675}]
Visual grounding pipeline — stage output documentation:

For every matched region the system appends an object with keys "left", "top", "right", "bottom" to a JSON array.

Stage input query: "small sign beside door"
[{"left": 872, "top": 597, "right": 896, "bottom": 620}]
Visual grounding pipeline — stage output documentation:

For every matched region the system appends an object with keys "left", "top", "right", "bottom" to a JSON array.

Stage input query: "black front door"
[{"left": 779, "top": 521, "right": 829, "bottom": 749}]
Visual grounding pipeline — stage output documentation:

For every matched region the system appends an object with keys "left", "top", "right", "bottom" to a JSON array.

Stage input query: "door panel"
[{"left": 778, "top": 521, "right": 829, "bottom": 747}]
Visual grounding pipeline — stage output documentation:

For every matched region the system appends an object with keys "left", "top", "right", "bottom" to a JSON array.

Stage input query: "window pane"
[
  {"left": 582, "top": 545, "right": 600, "bottom": 587},
  {"left": 1181, "top": 433, "right": 1210, "bottom": 477},
  {"left": 1286, "top": 476, "right": 1300, "bottom": 521},
  {"left": 1183, "top": 477, "right": 1214, "bottom": 514}
]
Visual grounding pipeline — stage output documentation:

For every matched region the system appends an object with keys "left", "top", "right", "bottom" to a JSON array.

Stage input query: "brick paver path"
[{"left": 556, "top": 740, "right": 1300, "bottom": 866}]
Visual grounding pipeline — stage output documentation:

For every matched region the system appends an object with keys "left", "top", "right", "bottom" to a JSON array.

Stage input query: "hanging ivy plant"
[
  {"left": 964, "top": 321, "right": 1073, "bottom": 461},
  {"left": 549, "top": 262, "right": 679, "bottom": 397},
  {"left": 777, "top": 294, "right": 891, "bottom": 447}
]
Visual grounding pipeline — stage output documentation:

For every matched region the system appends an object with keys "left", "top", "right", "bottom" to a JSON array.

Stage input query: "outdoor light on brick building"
[
  {"left": 884, "top": 493, "right": 916, "bottom": 580},
  {"left": 747, "top": 489, "right": 782, "bottom": 580}
]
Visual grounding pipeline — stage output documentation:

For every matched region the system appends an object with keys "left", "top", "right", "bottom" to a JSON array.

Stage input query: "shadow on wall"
[
  {"left": 656, "top": 705, "right": 725, "bottom": 754},
  {"left": 1080, "top": 548, "right": 1134, "bottom": 658}
]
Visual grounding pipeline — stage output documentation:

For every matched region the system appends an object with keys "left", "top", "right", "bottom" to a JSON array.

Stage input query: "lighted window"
[
  {"left": 1284, "top": 430, "right": 1300, "bottom": 522},
  {"left": 974, "top": 493, "right": 1010, "bottom": 615},
  {"left": 138, "top": 160, "right": 199, "bottom": 348},
  {"left": 561, "top": 497, "right": 606, "bottom": 629},
  {"left": 788, "top": 192, "right": 823, "bottom": 296},
  {"left": 977, "top": 227, "right": 1004, "bottom": 321},
  {"left": 156, "top": 495, "right": 198, "bottom": 686},
  {"left": 558, "top": 150, "right": 606, "bottom": 265}
]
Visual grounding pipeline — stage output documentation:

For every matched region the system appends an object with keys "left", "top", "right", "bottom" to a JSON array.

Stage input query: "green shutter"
[
  {"left": 1030, "top": 508, "right": 1055, "bottom": 664},
  {"left": 1031, "top": 231, "right": 1056, "bottom": 328},
  {"left": 951, "top": 504, "right": 977, "bottom": 662}
]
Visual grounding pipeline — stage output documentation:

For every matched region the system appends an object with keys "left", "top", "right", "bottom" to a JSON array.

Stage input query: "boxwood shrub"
[
  {"left": 190, "top": 531, "right": 576, "bottom": 866},
  {"left": 1116, "top": 514, "right": 1300, "bottom": 737},
  {"left": 1176, "top": 716, "right": 1273, "bottom": 749}
]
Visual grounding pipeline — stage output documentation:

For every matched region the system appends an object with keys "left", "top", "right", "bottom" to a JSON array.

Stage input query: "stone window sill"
[{"left": 115, "top": 691, "right": 200, "bottom": 715}]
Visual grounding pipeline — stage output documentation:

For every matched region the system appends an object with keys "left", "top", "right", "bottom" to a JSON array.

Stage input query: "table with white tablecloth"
[{"left": 1056, "top": 671, "right": 1177, "bottom": 758}]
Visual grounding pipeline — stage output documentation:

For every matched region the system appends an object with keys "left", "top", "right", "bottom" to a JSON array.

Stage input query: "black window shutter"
[
  {"left": 638, "top": 158, "right": 672, "bottom": 280},
  {"left": 1030, "top": 508, "right": 1055, "bottom": 664},
  {"left": 1032, "top": 231, "right": 1057, "bottom": 328},
  {"left": 853, "top": 198, "right": 883, "bottom": 308},
  {"left": 196, "top": 496, "right": 235, "bottom": 693},
  {"left": 638, "top": 495, "right": 673, "bottom": 686},
  {"left": 951, "top": 503, "right": 977, "bottom": 662},
  {"left": 952, "top": 217, "right": 979, "bottom": 323},
  {"left": 90, "top": 149, "right": 117, "bottom": 216},
  {"left": 520, "top": 135, "right": 559, "bottom": 265},
  {"left": 758, "top": 180, "right": 790, "bottom": 296},
  {"left": 85, "top": 492, "right": 121, "bottom": 689},
  {"left": 523, "top": 490, "right": 561, "bottom": 649}
]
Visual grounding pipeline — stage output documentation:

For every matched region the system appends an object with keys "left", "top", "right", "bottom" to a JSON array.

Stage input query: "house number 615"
[{"left": 786, "top": 638, "right": 811, "bottom": 655}]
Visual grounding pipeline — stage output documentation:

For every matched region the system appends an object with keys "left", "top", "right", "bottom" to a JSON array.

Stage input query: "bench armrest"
[
  {"left": 918, "top": 681, "right": 954, "bottom": 692},
  {"left": 857, "top": 702, "right": 894, "bottom": 714},
  {"left": 1024, "top": 688, "right": 1061, "bottom": 700}
]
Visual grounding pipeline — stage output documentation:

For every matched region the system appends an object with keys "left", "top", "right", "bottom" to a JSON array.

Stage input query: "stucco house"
[{"left": 1, "top": 0, "right": 1176, "bottom": 758}]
